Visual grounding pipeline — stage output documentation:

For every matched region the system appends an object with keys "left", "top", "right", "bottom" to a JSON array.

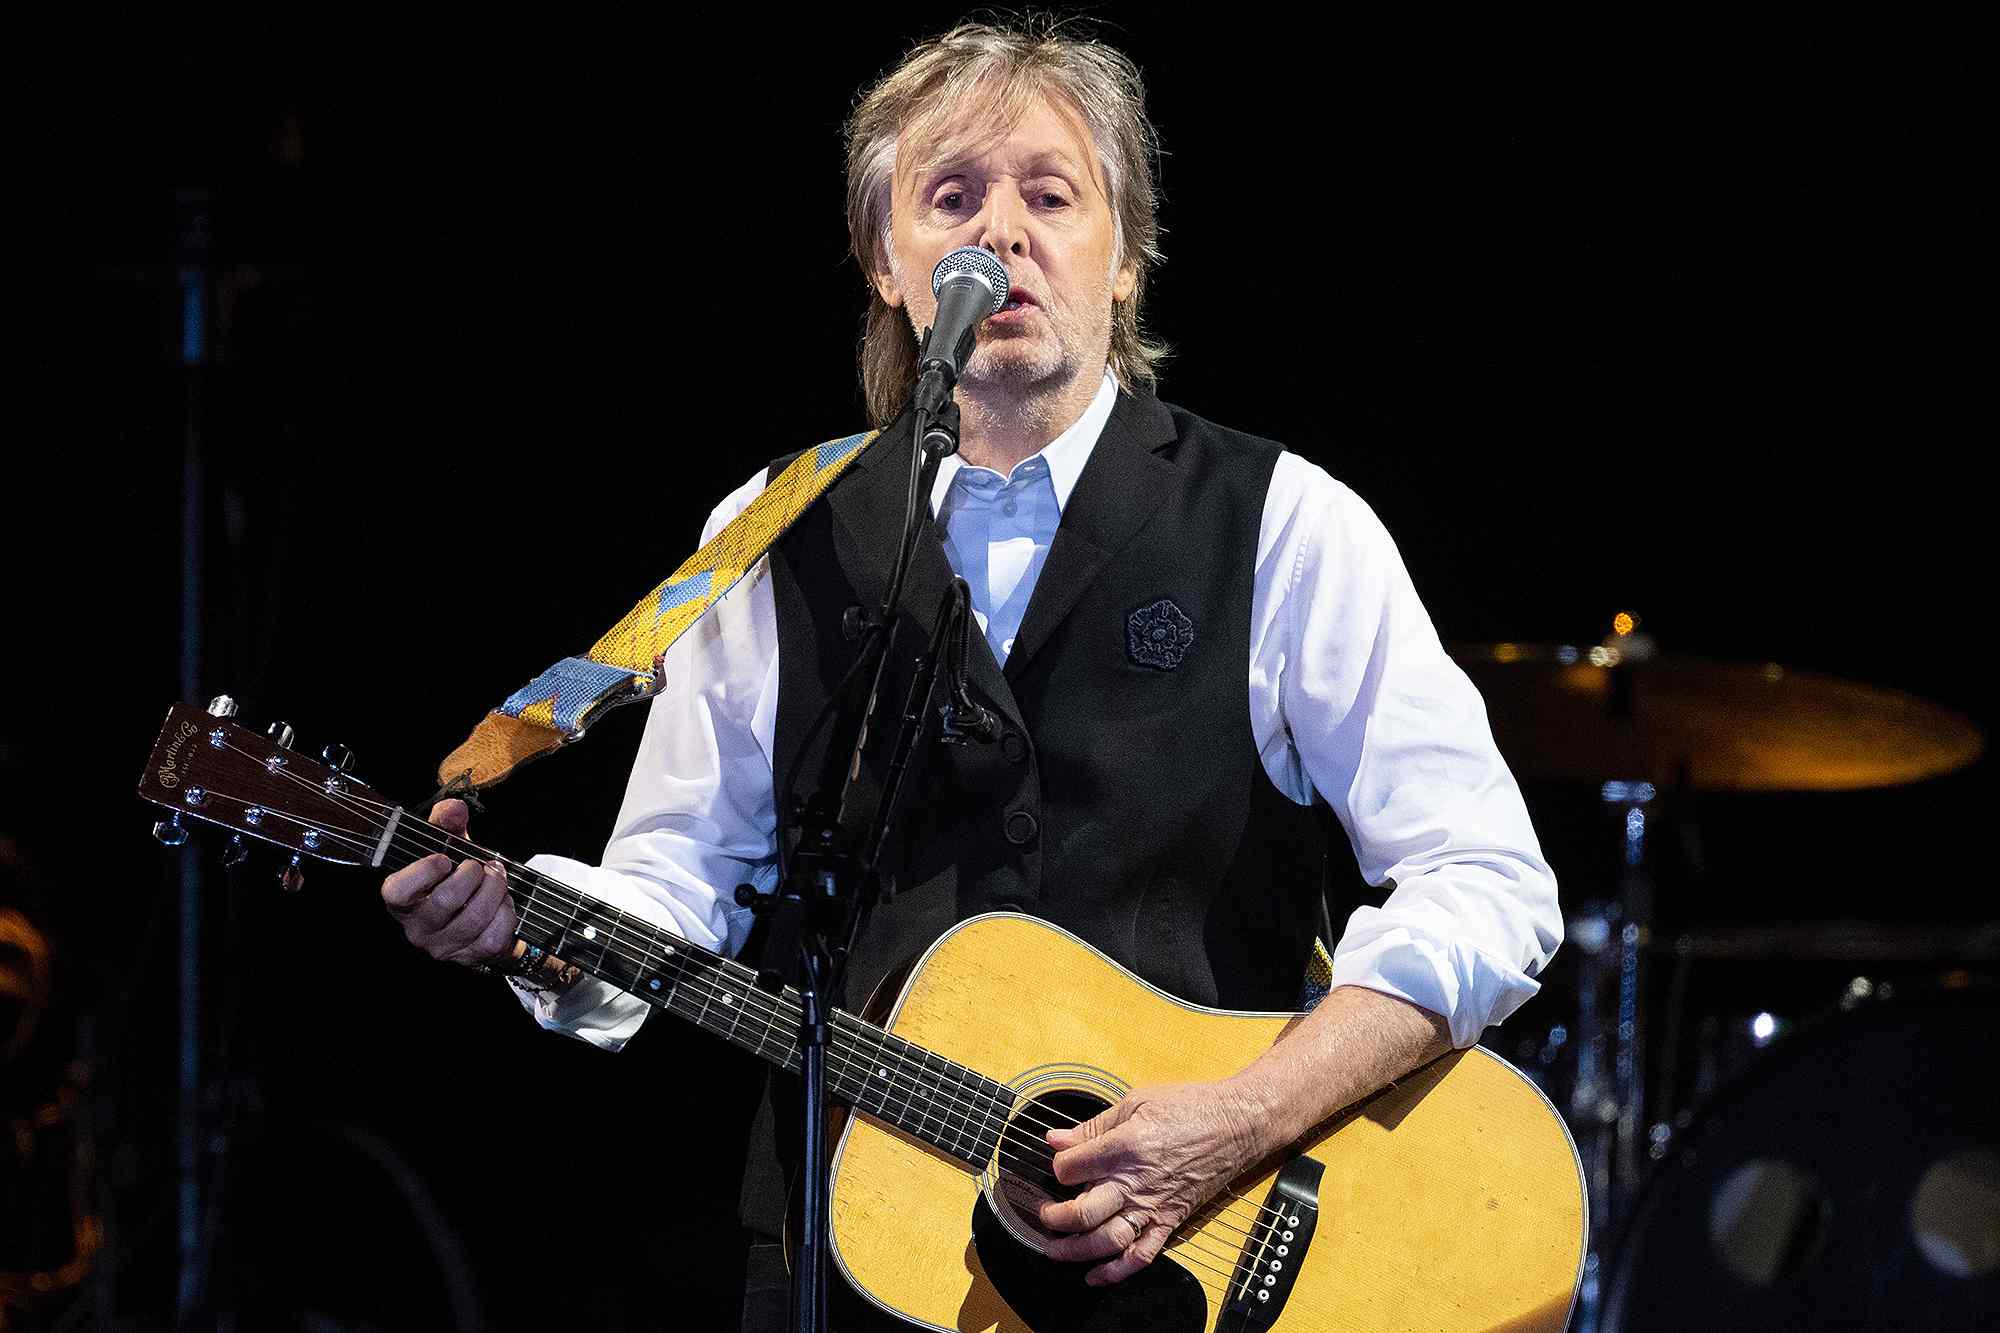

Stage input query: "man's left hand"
[{"left": 1037, "top": 1077, "right": 1278, "bottom": 1286}]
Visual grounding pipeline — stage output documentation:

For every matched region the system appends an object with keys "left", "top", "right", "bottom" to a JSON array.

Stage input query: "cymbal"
[{"left": 1452, "top": 643, "right": 1985, "bottom": 791}]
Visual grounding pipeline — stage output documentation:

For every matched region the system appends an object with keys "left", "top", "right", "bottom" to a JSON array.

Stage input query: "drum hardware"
[{"left": 1453, "top": 620, "right": 1988, "bottom": 1332}]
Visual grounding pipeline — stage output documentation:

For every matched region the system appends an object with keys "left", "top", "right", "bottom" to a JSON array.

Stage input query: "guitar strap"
[{"left": 435, "top": 428, "right": 880, "bottom": 795}]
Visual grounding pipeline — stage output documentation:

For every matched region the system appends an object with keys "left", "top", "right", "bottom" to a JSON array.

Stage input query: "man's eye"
[
  {"left": 1038, "top": 193, "right": 1070, "bottom": 209},
  {"left": 936, "top": 192, "right": 966, "bottom": 211}
]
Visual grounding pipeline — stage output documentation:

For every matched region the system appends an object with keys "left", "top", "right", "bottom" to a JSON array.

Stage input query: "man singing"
[{"left": 382, "top": 17, "right": 1561, "bottom": 1329}]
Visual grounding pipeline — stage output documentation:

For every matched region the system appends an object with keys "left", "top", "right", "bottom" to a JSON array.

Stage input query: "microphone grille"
[{"left": 930, "top": 246, "right": 1009, "bottom": 314}]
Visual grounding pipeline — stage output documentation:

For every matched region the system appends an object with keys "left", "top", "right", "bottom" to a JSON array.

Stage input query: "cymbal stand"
[{"left": 1568, "top": 777, "right": 1656, "bottom": 1333}]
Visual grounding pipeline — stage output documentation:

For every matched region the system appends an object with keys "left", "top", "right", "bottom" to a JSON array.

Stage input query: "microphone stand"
[{"left": 771, "top": 331, "right": 988, "bottom": 1333}]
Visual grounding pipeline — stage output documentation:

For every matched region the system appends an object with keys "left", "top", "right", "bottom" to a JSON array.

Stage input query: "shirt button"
[
  {"left": 1000, "top": 732, "right": 1029, "bottom": 764},
  {"left": 1003, "top": 811, "right": 1039, "bottom": 846},
  {"left": 1001, "top": 499, "right": 1018, "bottom": 516}
]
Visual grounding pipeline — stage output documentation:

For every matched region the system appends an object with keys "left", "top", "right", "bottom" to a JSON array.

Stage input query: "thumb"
[{"left": 429, "top": 798, "right": 471, "bottom": 835}]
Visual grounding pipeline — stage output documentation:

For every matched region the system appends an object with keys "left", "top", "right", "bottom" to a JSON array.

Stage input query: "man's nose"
[{"left": 976, "top": 192, "right": 1027, "bottom": 259}]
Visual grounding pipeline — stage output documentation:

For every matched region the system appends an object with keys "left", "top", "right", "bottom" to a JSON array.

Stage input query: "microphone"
[{"left": 920, "top": 246, "right": 1010, "bottom": 381}]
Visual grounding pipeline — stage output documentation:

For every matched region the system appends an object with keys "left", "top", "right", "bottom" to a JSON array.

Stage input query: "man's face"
[{"left": 874, "top": 93, "right": 1137, "bottom": 394}]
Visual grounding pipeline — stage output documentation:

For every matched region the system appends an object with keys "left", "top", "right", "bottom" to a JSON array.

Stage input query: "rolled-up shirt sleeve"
[
  {"left": 1255, "top": 453, "right": 1561, "bottom": 1049},
  {"left": 510, "top": 468, "right": 782, "bottom": 1050}
]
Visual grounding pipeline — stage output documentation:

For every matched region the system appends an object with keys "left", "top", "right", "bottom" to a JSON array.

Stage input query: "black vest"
[{"left": 744, "top": 389, "right": 1331, "bottom": 1242}]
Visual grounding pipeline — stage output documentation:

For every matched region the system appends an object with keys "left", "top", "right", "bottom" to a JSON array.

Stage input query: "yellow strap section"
[
  {"left": 586, "top": 432, "right": 875, "bottom": 672},
  {"left": 1305, "top": 936, "right": 1335, "bottom": 994},
  {"left": 438, "top": 430, "right": 879, "bottom": 791}
]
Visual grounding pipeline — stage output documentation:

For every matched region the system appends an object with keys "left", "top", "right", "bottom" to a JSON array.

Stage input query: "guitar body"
[{"left": 826, "top": 913, "right": 1585, "bottom": 1332}]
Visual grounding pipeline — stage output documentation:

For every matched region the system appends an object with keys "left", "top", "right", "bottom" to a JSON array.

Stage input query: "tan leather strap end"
[{"left": 437, "top": 711, "right": 567, "bottom": 792}]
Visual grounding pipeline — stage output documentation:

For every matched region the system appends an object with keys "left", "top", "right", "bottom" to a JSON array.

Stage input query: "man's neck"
[{"left": 950, "top": 365, "right": 1107, "bottom": 476}]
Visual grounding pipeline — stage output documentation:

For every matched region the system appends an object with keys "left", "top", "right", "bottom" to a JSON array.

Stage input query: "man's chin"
[{"left": 962, "top": 343, "right": 1070, "bottom": 393}]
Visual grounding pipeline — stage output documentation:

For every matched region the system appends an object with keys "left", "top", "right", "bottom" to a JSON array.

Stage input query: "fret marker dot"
[
  {"left": 664, "top": 945, "right": 676, "bottom": 955},
  {"left": 649, "top": 979, "right": 661, "bottom": 991},
  {"left": 581, "top": 926, "right": 597, "bottom": 941},
  {"left": 878, "top": 1068, "right": 888, "bottom": 1078},
  {"left": 721, "top": 995, "right": 733, "bottom": 1005}
]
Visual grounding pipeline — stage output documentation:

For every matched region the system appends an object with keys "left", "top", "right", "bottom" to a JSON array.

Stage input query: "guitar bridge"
[{"left": 1217, "top": 1154, "right": 1321, "bottom": 1332}]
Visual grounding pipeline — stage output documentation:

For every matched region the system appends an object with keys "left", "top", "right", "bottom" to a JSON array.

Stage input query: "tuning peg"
[
  {"left": 266, "top": 721, "right": 295, "bottom": 749},
  {"left": 222, "top": 834, "right": 250, "bottom": 869},
  {"left": 279, "top": 853, "right": 306, "bottom": 893},
  {"left": 320, "top": 743, "right": 354, "bottom": 774},
  {"left": 152, "top": 813, "right": 190, "bottom": 847},
  {"left": 207, "top": 694, "right": 240, "bottom": 719}
]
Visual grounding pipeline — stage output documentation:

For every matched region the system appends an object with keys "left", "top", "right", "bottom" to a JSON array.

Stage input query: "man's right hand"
[{"left": 380, "top": 799, "right": 520, "bottom": 968}]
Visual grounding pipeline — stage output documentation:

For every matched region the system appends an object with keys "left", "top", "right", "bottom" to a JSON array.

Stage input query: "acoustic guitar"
[{"left": 139, "top": 701, "right": 1586, "bottom": 1331}]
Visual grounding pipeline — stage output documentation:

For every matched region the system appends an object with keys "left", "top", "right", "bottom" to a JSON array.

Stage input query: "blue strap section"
[
  {"left": 815, "top": 431, "right": 870, "bottom": 470},
  {"left": 499, "top": 656, "right": 636, "bottom": 733},
  {"left": 655, "top": 567, "right": 715, "bottom": 617}
]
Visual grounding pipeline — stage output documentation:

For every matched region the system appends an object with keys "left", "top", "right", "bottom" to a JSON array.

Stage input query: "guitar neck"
[{"left": 386, "top": 829, "right": 1009, "bottom": 1171}]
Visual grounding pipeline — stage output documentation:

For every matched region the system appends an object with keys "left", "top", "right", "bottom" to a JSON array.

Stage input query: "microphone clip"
[{"left": 936, "top": 579, "right": 999, "bottom": 746}]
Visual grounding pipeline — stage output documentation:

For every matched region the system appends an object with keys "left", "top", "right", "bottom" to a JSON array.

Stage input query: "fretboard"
[{"left": 398, "top": 833, "right": 1009, "bottom": 1170}]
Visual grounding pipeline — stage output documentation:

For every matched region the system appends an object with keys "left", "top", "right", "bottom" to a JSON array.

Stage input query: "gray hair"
[{"left": 844, "top": 16, "right": 1169, "bottom": 425}]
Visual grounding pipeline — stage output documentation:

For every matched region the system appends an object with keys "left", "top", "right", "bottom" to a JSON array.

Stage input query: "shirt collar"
[{"left": 929, "top": 368, "right": 1120, "bottom": 516}]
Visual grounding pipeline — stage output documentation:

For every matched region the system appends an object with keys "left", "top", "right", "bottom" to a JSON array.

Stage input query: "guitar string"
[
  {"left": 181, "top": 791, "right": 1272, "bottom": 1296},
  {"left": 200, "top": 745, "right": 1305, "bottom": 1247},
  {"left": 305, "top": 776, "right": 1300, "bottom": 1249},
  {"left": 254, "top": 762, "right": 1265, "bottom": 1183},
  {"left": 208, "top": 776, "right": 1304, "bottom": 1283},
  {"left": 195, "top": 781, "right": 1297, "bottom": 1289},
  {"left": 210, "top": 763, "right": 1301, "bottom": 1263}
]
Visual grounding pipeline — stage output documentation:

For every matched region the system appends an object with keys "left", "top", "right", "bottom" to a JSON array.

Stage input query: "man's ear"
[
  {"left": 872, "top": 245, "right": 906, "bottom": 310},
  {"left": 1112, "top": 261, "right": 1137, "bottom": 304}
]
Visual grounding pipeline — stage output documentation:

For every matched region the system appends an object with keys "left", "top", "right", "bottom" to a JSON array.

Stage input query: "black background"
[{"left": 9, "top": 10, "right": 1990, "bottom": 1329}]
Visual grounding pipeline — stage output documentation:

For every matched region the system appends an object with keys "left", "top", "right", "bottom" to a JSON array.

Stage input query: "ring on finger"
[{"left": 1120, "top": 1209, "right": 1146, "bottom": 1237}]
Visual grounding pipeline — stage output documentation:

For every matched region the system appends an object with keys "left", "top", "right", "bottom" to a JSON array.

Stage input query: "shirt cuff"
[
  {"left": 1328, "top": 907, "right": 1542, "bottom": 1049},
  {"left": 500, "top": 851, "right": 679, "bottom": 1052},
  {"left": 506, "top": 974, "right": 651, "bottom": 1052}
]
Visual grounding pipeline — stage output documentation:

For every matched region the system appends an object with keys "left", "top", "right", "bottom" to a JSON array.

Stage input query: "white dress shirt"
[{"left": 515, "top": 370, "right": 1560, "bottom": 1052}]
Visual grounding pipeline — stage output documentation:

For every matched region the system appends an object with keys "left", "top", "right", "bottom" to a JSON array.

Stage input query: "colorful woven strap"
[
  {"left": 1299, "top": 937, "right": 1337, "bottom": 1011},
  {"left": 438, "top": 428, "right": 879, "bottom": 791}
]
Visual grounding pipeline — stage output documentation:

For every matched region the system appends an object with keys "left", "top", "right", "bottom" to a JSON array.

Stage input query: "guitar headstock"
[{"left": 136, "top": 698, "right": 398, "bottom": 875}]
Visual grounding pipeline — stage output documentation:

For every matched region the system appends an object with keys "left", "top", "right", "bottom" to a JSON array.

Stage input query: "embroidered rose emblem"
[{"left": 1127, "top": 598, "right": 1195, "bottom": 670}]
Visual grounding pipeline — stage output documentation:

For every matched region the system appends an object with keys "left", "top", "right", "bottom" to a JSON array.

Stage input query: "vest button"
[
  {"left": 1003, "top": 811, "right": 1039, "bottom": 846},
  {"left": 1000, "top": 732, "right": 1029, "bottom": 764}
]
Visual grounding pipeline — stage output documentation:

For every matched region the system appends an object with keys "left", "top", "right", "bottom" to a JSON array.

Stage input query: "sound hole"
[{"left": 991, "top": 1088, "right": 1113, "bottom": 1250}]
